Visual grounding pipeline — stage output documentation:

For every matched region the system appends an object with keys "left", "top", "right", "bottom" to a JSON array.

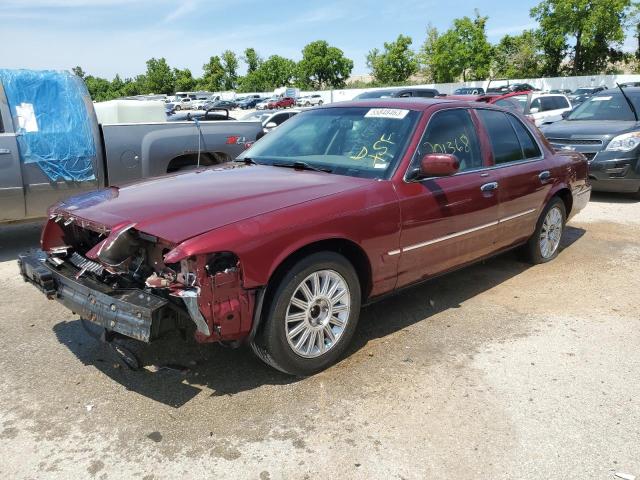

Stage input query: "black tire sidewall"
[
  {"left": 528, "top": 197, "right": 566, "bottom": 264},
  {"left": 260, "top": 252, "right": 361, "bottom": 376}
]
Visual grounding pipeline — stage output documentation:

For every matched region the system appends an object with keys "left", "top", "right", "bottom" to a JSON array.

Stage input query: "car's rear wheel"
[
  {"left": 524, "top": 197, "right": 566, "bottom": 264},
  {"left": 251, "top": 252, "right": 361, "bottom": 376},
  {"left": 174, "top": 105, "right": 181, "bottom": 111},
  {"left": 318, "top": 100, "right": 323, "bottom": 105}
]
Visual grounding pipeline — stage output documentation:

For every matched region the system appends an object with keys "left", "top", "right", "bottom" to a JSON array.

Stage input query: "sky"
[{"left": 0, "top": 0, "right": 637, "bottom": 79}]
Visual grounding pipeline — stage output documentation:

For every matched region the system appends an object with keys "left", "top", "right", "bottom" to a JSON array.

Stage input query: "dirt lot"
[{"left": 0, "top": 193, "right": 638, "bottom": 480}]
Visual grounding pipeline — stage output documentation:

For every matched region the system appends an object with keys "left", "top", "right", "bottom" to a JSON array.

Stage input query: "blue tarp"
[{"left": 0, "top": 69, "right": 96, "bottom": 182}]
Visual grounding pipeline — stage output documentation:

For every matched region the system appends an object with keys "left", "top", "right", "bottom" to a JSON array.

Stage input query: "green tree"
[
  {"left": 71, "top": 66, "right": 86, "bottom": 79},
  {"left": 144, "top": 57, "right": 175, "bottom": 94},
  {"left": 237, "top": 55, "right": 297, "bottom": 92},
  {"left": 221, "top": 50, "right": 239, "bottom": 90},
  {"left": 84, "top": 75, "right": 113, "bottom": 102},
  {"left": 367, "top": 34, "right": 419, "bottom": 83},
  {"left": 243, "top": 48, "right": 262, "bottom": 73},
  {"left": 173, "top": 68, "right": 196, "bottom": 91},
  {"left": 492, "top": 30, "right": 543, "bottom": 78},
  {"left": 297, "top": 40, "right": 354, "bottom": 89},
  {"left": 421, "top": 12, "right": 492, "bottom": 82},
  {"left": 531, "top": 0, "right": 634, "bottom": 75},
  {"left": 202, "top": 55, "right": 225, "bottom": 91}
]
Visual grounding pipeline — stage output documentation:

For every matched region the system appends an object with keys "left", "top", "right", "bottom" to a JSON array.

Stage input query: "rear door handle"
[
  {"left": 538, "top": 170, "right": 551, "bottom": 181},
  {"left": 481, "top": 182, "right": 499, "bottom": 192},
  {"left": 0, "top": 148, "right": 11, "bottom": 155}
]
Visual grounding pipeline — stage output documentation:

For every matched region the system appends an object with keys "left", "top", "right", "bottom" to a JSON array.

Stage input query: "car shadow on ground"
[
  {"left": 589, "top": 191, "right": 638, "bottom": 204},
  {"left": 52, "top": 226, "right": 585, "bottom": 408},
  {"left": 0, "top": 221, "right": 43, "bottom": 262}
]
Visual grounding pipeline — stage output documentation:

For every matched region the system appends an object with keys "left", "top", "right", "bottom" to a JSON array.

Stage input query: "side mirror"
[
  {"left": 561, "top": 111, "right": 570, "bottom": 119},
  {"left": 265, "top": 122, "right": 277, "bottom": 130},
  {"left": 418, "top": 153, "right": 460, "bottom": 178},
  {"left": 529, "top": 107, "right": 540, "bottom": 113}
]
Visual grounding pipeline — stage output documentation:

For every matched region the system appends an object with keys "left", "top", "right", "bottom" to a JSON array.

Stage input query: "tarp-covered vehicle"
[{"left": 0, "top": 69, "right": 262, "bottom": 223}]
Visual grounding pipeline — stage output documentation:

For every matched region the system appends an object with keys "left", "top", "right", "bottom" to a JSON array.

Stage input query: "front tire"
[
  {"left": 251, "top": 252, "right": 361, "bottom": 376},
  {"left": 524, "top": 197, "right": 566, "bottom": 264}
]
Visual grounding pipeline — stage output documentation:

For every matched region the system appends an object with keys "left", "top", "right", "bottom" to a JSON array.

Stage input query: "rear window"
[{"left": 477, "top": 109, "right": 529, "bottom": 164}]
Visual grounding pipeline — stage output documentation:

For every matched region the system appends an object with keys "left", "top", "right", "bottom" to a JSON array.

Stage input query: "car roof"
[{"left": 324, "top": 97, "right": 487, "bottom": 111}]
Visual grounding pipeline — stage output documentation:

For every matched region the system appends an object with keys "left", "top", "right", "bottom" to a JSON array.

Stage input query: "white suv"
[
  {"left": 297, "top": 94, "right": 324, "bottom": 107},
  {"left": 494, "top": 93, "right": 572, "bottom": 127}
]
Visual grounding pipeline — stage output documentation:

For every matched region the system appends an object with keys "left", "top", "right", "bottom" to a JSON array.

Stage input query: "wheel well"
[
  {"left": 265, "top": 239, "right": 372, "bottom": 304},
  {"left": 554, "top": 188, "right": 573, "bottom": 216},
  {"left": 166, "top": 152, "right": 232, "bottom": 173}
]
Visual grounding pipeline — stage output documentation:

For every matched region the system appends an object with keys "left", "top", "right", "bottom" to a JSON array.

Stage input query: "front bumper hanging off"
[{"left": 18, "top": 251, "right": 175, "bottom": 342}]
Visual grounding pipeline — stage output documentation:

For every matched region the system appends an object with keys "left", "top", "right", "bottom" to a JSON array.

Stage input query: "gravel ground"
[{"left": 0, "top": 192, "right": 638, "bottom": 480}]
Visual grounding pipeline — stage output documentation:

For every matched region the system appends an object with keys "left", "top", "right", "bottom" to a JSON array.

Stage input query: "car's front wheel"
[
  {"left": 524, "top": 197, "right": 566, "bottom": 264},
  {"left": 251, "top": 252, "right": 361, "bottom": 376}
]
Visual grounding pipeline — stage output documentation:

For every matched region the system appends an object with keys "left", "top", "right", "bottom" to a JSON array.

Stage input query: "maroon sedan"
[{"left": 20, "top": 99, "right": 591, "bottom": 376}]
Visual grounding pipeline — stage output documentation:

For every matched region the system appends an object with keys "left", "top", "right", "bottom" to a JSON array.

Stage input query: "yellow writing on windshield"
[{"left": 350, "top": 133, "right": 395, "bottom": 166}]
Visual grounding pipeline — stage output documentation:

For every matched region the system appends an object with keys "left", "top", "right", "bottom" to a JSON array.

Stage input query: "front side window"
[
  {"left": 476, "top": 109, "right": 525, "bottom": 164},
  {"left": 239, "top": 106, "right": 420, "bottom": 179},
  {"left": 414, "top": 108, "right": 483, "bottom": 172}
]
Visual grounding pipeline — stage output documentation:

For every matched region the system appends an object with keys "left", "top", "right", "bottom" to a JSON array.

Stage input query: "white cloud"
[{"left": 161, "top": 0, "right": 198, "bottom": 23}]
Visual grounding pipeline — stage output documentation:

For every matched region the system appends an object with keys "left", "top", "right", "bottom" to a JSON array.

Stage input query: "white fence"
[{"left": 237, "top": 73, "right": 640, "bottom": 105}]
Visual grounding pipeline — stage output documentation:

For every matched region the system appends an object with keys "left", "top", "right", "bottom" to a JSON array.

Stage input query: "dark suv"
[{"left": 541, "top": 88, "right": 640, "bottom": 197}]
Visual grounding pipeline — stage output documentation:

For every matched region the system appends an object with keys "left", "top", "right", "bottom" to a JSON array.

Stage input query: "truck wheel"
[
  {"left": 524, "top": 197, "right": 566, "bottom": 264},
  {"left": 251, "top": 252, "right": 361, "bottom": 376}
]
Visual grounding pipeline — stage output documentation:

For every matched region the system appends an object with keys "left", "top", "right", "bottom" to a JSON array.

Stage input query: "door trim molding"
[{"left": 388, "top": 208, "right": 537, "bottom": 256}]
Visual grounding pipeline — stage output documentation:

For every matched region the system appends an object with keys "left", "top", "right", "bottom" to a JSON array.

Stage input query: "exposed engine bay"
[{"left": 37, "top": 214, "right": 255, "bottom": 344}]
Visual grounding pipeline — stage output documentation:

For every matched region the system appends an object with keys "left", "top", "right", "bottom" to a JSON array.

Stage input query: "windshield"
[
  {"left": 238, "top": 107, "right": 420, "bottom": 179},
  {"left": 567, "top": 92, "right": 640, "bottom": 121},
  {"left": 573, "top": 88, "right": 594, "bottom": 95},
  {"left": 494, "top": 94, "right": 528, "bottom": 113},
  {"left": 241, "top": 111, "right": 272, "bottom": 121}
]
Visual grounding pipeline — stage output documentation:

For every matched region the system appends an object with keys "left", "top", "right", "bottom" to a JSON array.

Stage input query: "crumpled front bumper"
[{"left": 18, "top": 251, "right": 174, "bottom": 342}]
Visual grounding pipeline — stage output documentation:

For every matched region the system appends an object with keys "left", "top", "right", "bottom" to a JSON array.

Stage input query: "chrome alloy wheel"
[
  {"left": 539, "top": 206, "right": 563, "bottom": 259},
  {"left": 285, "top": 270, "right": 351, "bottom": 358}
]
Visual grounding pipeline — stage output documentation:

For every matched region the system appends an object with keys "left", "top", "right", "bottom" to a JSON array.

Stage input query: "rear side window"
[
  {"left": 416, "top": 109, "right": 483, "bottom": 172},
  {"left": 476, "top": 109, "right": 524, "bottom": 164},
  {"left": 507, "top": 114, "right": 541, "bottom": 159},
  {"left": 415, "top": 90, "right": 436, "bottom": 98}
]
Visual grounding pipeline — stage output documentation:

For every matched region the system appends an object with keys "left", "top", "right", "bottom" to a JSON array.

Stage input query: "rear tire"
[
  {"left": 251, "top": 252, "right": 361, "bottom": 376},
  {"left": 524, "top": 197, "right": 566, "bottom": 264}
]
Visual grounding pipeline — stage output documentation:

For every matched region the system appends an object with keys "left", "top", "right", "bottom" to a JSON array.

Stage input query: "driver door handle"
[
  {"left": 539, "top": 170, "right": 551, "bottom": 181},
  {"left": 481, "top": 181, "right": 499, "bottom": 192}
]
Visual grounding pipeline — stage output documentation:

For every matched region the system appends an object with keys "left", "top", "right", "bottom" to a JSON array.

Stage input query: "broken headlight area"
[{"left": 39, "top": 217, "right": 255, "bottom": 343}]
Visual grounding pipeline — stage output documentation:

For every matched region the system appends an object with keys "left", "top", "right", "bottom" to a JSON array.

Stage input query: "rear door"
[
  {"left": 394, "top": 108, "right": 500, "bottom": 287},
  {"left": 475, "top": 108, "right": 551, "bottom": 250},
  {"left": 0, "top": 88, "right": 25, "bottom": 221}
]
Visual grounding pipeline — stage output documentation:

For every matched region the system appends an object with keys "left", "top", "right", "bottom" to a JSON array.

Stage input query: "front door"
[
  {"left": 394, "top": 108, "right": 500, "bottom": 288},
  {"left": 0, "top": 93, "right": 25, "bottom": 221}
]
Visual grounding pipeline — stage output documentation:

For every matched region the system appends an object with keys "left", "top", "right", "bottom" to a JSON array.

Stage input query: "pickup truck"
[{"left": 0, "top": 69, "right": 262, "bottom": 223}]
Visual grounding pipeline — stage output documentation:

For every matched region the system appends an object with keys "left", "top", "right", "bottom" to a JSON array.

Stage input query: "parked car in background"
[
  {"left": 568, "top": 86, "right": 607, "bottom": 106},
  {"left": 20, "top": 98, "right": 590, "bottom": 376},
  {"left": 173, "top": 97, "right": 195, "bottom": 111},
  {"left": 0, "top": 69, "right": 263, "bottom": 223},
  {"left": 493, "top": 92, "right": 572, "bottom": 127},
  {"left": 446, "top": 91, "right": 571, "bottom": 127},
  {"left": 453, "top": 87, "right": 485, "bottom": 95},
  {"left": 203, "top": 99, "right": 237, "bottom": 110},
  {"left": 549, "top": 89, "right": 572, "bottom": 95},
  {"left": 268, "top": 97, "right": 295, "bottom": 109},
  {"left": 541, "top": 87, "right": 640, "bottom": 198},
  {"left": 352, "top": 87, "right": 440, "bottom": 100},
  {"left": 241, "top": 109, "right": 300, "bottom": 138},
  {"left": 296, "top": 94, "right": 324, "bottom": 106},
  {"left": 256, "top": 97, "right": 276, "bottom": 110},
  {"left": 487, "top": 83, "right": 538, "bottom": 94},
  {"left": 167, "top": 108, "right": 236, "bottom": 122},
  {"left": 238, "top": 96, "right": 264, "bottom": 109}
]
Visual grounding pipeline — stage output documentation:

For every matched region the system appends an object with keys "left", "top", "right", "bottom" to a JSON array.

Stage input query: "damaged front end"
[{"left": 19, "top": 214, "right": 256, "bottom": 345}]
